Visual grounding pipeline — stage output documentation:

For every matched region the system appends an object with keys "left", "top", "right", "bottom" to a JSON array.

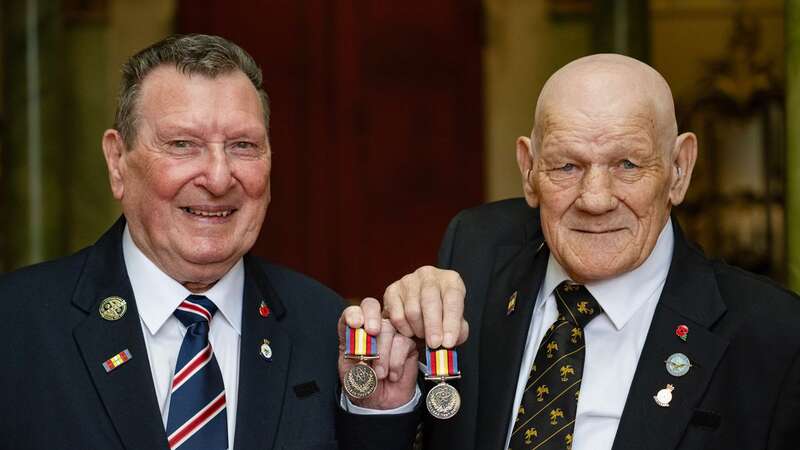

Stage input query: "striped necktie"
[
  {"left": 508, "top": 281, "right": 603, "bottom": 450},
  {"left": 166, "top": 295, "right": 228, "bottom": 450}
]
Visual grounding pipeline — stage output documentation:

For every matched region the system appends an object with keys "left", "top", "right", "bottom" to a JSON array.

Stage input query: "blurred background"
[{"left": 2, "top": 0, "right": 798, "bottom": 299}]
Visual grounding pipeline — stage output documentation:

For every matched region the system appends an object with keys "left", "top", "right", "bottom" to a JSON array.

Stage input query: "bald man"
[{"left": 362, "top": 54, "right": 800, "bottom": 449}]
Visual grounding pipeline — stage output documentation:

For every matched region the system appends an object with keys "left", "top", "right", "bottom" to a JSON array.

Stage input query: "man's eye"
[
  {"left": 170, "top": 140, "right": 193, "bottom": 148},
  {"left": 559, "top": 163, "right": 575, "bottom": 172},
  {"left": 621, "top": 159, "right": 639, "bottom": 169},
  {"left": 233, "top": 141, "right": 255, "bottom": 149}
]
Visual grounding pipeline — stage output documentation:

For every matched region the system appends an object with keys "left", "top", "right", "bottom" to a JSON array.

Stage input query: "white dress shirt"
[
  {"left": 123, "top": 226, "right": 242, "bottom": 450},
  {"left": 505, "top": 219, "right": 674, "bottom": 450}
]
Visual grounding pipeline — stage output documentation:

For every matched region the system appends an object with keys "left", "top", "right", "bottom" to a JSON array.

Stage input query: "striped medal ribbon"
[
  {"left": 424, "top": 348, "right": 462, "bottom": 420},
  {"left": 343, "top": 326, "right": 379, "bottom": 399}
]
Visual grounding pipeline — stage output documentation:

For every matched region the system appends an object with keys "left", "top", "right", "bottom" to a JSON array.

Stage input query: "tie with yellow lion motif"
[{"left": 508, "top": 281, "right": 603, "bottom": 450}]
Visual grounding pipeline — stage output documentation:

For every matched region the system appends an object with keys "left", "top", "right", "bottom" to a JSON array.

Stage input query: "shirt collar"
[
  {"left": 539, "top": 218, "right": 674, "bottom": 330},
  {"left": 122, "top": 225, "right": 244, "bottom": 336}
]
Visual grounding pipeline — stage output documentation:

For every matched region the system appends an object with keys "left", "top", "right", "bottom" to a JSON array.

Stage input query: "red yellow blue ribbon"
[
  {"left": 425, "top": 348, "right": 460, "bottom": 377},
  {"left": 345, "top": 326, "right": 378, "bottom": 357},
  {"left": 102, "top": 349, "right": 132, "bottom": 373}
]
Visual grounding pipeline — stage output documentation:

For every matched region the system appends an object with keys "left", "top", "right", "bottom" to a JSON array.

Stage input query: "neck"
[{"left": 182, "top": 280, "right": 219, "bottom": 293}]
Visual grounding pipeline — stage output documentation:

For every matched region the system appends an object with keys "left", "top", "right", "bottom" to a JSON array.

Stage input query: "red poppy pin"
[
  {"left": 675, "top": 324, "right": 689, "bottom": 342},
  {"left": 259, "top": 301, "right": 271, "bottom": 318}
]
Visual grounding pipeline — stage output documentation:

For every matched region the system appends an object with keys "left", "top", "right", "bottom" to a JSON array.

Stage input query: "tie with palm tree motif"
[{"left": 508, "top": 281, "right": 603, "bottom": 450}]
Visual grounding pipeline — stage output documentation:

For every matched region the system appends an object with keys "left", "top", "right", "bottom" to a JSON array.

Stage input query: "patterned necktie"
[
  {"left": 508, "top": 281, "right": 603, "bottom": 450},
  {"left": 166, "top": 295, "right": 228, "bottom": 450}
]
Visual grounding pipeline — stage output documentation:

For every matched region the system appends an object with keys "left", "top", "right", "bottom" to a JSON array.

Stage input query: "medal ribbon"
[
  {"left": 345, "top": 326, "right": 378, "bottom": 357},
  {"left": 425, "top": 348, "right": 460, "bottom": 377}
]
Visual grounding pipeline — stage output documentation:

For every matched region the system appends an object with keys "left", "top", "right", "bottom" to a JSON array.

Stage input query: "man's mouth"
[
  {"left": 573, "top": 228, "right": 624, "bottom": 234},
  {"left": 181, "top": 206, "right": 237, "bottom": 218}
]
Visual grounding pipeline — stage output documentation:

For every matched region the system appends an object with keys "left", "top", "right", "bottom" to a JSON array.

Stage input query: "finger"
[
  {"left": 400, "top": 273, "right": 425, "bottom": 338},
  {"left": 383, "top": 283, "right": 415, "bottom": 338},
  {"left": 360, "top": 297, "right": 382, "bottom": 336},
  {"left": 441, "top": 277, "right": 466, "bottom": 348},
  {"left": 456, "top": 319, "right": 470, "bottom": 346},
  {"left": 388, "top": 333, "right": 415, "bottom": 382},
  {"left": 420, "top": 279, "right": 444, "bottom": 348},
  {"left": 374, "top": 318, "right": 396, "bottom": 379},
  {"left": 338, "top": 306, "right": 364, "bottom": 347}
]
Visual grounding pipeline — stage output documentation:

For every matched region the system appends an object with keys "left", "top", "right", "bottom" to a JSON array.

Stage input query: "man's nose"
[
  {"left": 575, "top": 166, "right": 618, "bottom": 213},
  {"left": 197, "top": 144, "right": 235, "bottom": 196}
]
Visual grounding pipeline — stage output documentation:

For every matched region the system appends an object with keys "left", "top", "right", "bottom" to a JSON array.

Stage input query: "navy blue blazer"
[
  {"left": 0, "top": 218, "right": 417, "bottom": 450},
  {"left": 420, "top": 198, "right": 800, "bottom": 450}
]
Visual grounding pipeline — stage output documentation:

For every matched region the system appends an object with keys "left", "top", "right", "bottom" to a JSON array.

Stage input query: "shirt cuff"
[{"left": 339, "top": 385, "right": 421, "bottom": 415}]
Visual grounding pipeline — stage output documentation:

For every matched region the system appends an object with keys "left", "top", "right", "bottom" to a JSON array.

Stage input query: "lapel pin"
[
  {"left": 506, "top": 291, "right": 518, "bottom": 316},
  {"left": 675, "top": 324, "right": 689, "bottom": 342},
  {"left": 102, "top": 349, "right": 132, "bottom": 373},
  {"left": 665, "top": 352, "right": 692, "bottom": 377},
  {"left": 260, "top": 339, "right": 273, "bottom": 361},
  {"left": 259, "top": 301, "right": 271, "bottom": 318},
  {"left": 99, "top": 296, "right": 127, "bottom": 321},
  {"left": 654, "top": 384, "right": 675, "bottom": 407}
]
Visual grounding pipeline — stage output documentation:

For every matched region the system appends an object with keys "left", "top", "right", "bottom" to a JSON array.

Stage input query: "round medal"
[
  {"left": 426, "top": 382, "right": 461, "bottom": 419},
  {"left": 665, "top": 352, "right": 692, "bottom": 377},
  {"left": 343, "top": 363, "right": 377, "bottom": 399},
  {"left": 99, "top": 296, "right": 127, "bottom": 321}
]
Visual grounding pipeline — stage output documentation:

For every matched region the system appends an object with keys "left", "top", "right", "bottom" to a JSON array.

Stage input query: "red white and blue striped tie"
[{"left": 166, "top": 295, "right": 227, "bottom": 450}]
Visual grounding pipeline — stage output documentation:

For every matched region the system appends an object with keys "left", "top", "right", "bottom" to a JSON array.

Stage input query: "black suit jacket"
[
  {"left": 0, "top": 218, "right": 417, "bottom": 450},
  {"left": 421, "top": 199, "right": 800, "bottom": 450}
]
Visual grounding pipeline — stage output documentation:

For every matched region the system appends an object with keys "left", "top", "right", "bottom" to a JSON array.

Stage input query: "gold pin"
[
  {"left": 99, "top": 296, "right": 127, "bottom": 321},
  {"left": 506, "top": 291, "right": 518, "bottom": 316}
]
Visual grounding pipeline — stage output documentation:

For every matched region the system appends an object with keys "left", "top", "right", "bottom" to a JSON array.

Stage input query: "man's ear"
[
  {"left": 668, "top": 132, "right": 698, "bottom": 206},
  {"left": 102, "top": 129, "right": 127, "bottom": 200},
  {"left": 516, "top": 135, "right": 538, "bottom": 208}
]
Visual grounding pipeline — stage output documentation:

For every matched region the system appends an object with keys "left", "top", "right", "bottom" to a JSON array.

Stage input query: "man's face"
[
  {"left": 530, "top": 100, "right": 673, "bottom": 282},
  {"left": 105, "top": 66, "right": 270, "bottom": 286}
]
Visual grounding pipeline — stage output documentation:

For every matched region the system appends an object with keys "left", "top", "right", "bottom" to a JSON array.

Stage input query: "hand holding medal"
[{"left": 338, "top": 298, "right": 420, "bottom": 409}]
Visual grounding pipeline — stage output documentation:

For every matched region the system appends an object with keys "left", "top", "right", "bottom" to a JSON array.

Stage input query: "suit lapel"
[
  {"left": 71, "top": 218, "right": 169, "bottom": 450},
  {"left": 233, "top": 256, "right": 291, "bottom": 450},
  {"left": 613, "top": 222, "right": 729, "bottom": 450},
  {"left": 476, "top": 237, "right": 548, "bottom": 450}
]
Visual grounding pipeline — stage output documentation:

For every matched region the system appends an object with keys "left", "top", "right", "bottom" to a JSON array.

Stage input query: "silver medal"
[{"left": 426, "top": 382, "right": 461, "bottom": 419}]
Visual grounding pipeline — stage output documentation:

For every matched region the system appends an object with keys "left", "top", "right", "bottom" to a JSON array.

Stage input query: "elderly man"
[
  {"left": 0, "top": 34, "right": 419, "bottom": 450},
  {"left": 360, "top": 54, "right": 800, "bottom": 449}
]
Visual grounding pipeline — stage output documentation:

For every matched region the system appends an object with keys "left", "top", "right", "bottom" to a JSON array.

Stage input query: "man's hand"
[
  {"left": 383, "top": 266, "right": 469, "bottom": 349},
  {"left": 338, "top": 298, "right": 419, "bottom": 409}
]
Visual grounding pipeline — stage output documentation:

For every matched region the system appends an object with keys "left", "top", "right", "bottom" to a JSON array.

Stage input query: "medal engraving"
[
  {"left": 426, "top": 382, "right": 461, "bottom": 419},
  {"left": 343, "top": 362, "right": 377, "bottom": 399}
]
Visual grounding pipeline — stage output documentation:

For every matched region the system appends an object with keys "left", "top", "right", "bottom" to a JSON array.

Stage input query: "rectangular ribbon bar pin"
[{"left": 102, "top": 349, "right": 132, "bottom": 373}]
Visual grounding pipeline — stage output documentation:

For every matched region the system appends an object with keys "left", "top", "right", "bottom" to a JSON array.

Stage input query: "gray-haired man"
[{"left": 0, "top": 34, "right": 418, "bottom": 450}]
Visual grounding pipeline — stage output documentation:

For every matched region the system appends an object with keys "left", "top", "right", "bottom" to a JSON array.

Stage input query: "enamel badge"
[
  {"left": 654, "top": 384, "right": 675, "bottom": 407},
  {"left": 665, "top": 352, "right": 692, "bottom": 377}
]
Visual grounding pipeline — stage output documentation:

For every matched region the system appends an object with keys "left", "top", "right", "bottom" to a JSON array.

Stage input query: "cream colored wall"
[
  {"left": 650, "top": 0, "right": 783, "bottom": 103},
  {"left": 483, "top": 1, "right": 592, "bottom": 202},
  {"left": 106, "top": 0, "right": 176, "bottom": 121},
  {"left": 482, "top": 0, "right": 783, "bottom": 202}
]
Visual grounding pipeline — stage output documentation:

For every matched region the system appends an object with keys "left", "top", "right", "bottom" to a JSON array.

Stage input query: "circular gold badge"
[
  {"left": 99, "top": 296, "right": 127, "bottom": 321},
  {"left": 343, "top": 363, "right": 377, "bottom": 399},
  {"left": 426, "top": 382, "right": 461, "bottom": 419}
]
